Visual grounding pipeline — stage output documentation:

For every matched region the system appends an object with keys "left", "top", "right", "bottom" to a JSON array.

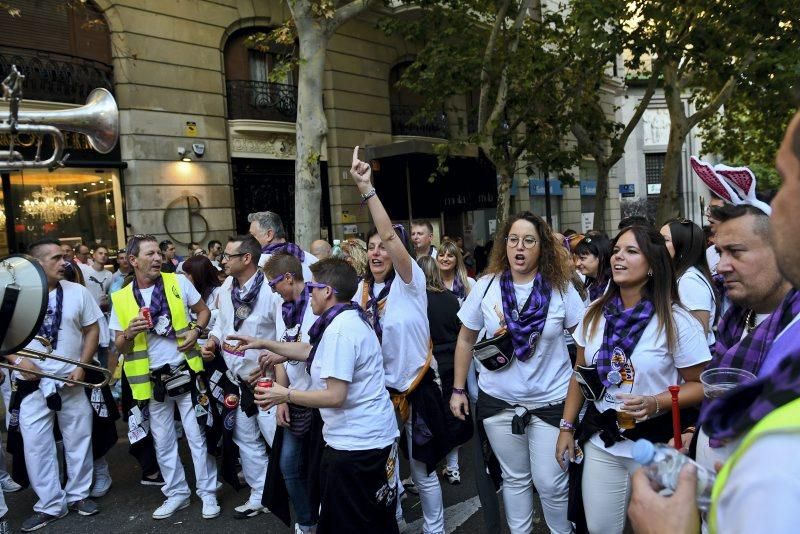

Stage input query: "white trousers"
[
  {"left": 20, "top": 385, "right": 93, "bottom": 515},
  {"left": 233, "top": 405, "right": 271, "bottom": 505},
  {"left": 149, "top": 392, "right": 217, "bottom": 500},
  {"left": 581, "top": 440, "right": 640, "bottom": 534},
  {"left": 483, "top": 409, "right": 570, "bottom": 534},
  {"left": 0, "top": 369, "right": 11, "bottom": 485}
]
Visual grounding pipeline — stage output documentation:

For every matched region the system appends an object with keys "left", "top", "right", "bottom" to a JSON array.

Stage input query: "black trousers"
[{"left": 318, "top": 444, "right": 399, "bottom": 534}]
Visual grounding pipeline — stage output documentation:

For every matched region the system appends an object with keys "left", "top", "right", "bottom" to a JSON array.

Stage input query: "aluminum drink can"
[
  {"left": 257, "top": 377, "right": 273, "bottom": 389},
  {"left": 140, "top": 307, "right": 153, "bottom": 328}
]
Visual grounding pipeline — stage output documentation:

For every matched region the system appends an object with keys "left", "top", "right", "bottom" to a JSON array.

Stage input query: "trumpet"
[
  {"left": 0, "top": 336, "right": 111, "bottom": 388},
  {"left": 1, "top": 65, "right": 119, "bottom": 170}
]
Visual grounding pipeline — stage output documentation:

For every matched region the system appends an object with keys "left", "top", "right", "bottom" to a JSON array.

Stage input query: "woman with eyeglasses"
[
  {"left": 660, "top": 219, "right": 717, "bottom": 345},
  {"left": 350, "top": 147, "right": 447, "bottom": 534},
  {"left": 436, "top": 240, "right": 475, "bottom": 306},
  {"left": 450, "top": 212, "right": 584, "bottom": 534},
  {"left": 572, "top": 232, "right": 612, "bottom": 303},
  {"left": 556, "top": 226, "right": 711, "bottom": 534}
]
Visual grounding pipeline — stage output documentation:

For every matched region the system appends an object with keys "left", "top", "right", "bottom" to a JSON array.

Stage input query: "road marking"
[{"left": 404, "top": 496, "right": 482, "bottom": 533}]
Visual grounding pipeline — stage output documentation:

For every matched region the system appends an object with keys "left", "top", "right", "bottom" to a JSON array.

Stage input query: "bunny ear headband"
[{"left": 690, "top": 156, "right": 772, "bottom": 216}]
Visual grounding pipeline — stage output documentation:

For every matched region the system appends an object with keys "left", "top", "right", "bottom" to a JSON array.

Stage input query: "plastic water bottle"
[
  {"left": 632, "top": 439, "right": 716, "bottom": 512},
  {"left": 331, "top": 239, "right": 344, "bottom": 258}
]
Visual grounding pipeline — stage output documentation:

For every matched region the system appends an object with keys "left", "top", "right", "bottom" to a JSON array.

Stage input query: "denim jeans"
[{"left": 280, "top": 430, "right": 315, "bottom": 527}]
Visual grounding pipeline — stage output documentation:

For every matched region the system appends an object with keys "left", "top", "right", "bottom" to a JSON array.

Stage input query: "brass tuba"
[{"left": 0, "top": 65, "right": 119, "bottom": 170}]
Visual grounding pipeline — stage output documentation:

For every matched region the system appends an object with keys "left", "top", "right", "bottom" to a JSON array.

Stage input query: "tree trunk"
[
  {"left": 292, "top": 30, "right": 328, "bottom": 249},
  {"left": 655, "top": 119, "right": 689, "bottom": 224},
  {"left": 593, "top": 162, "right": 609, "bottom": 233},
  {"left": 495, "top": 165, "right": 513, "bottom": 236}
]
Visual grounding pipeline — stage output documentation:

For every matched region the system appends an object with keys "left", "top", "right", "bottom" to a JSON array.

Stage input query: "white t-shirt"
[
  {"left": 573, "top": 305, "right": 711, "bottom": 457},
  {"left": 25, "top": 281, "right": 104, "bottom": 377},
  {"left": 458, "top": 274, "right": 584, "bottom": 405},
  {"left": 444, "top": 276, "right": 476, "bottom": 306},
  {"left": 258, "top": 246, "right": 318, "bottom": 282},
  {"left": 274, "top": 294, "right": 317, "bottom": 392},
  {"left": 193, "top": 286, "right": 221, "bottom": 347},
  {"left": 209, "top": 272, "right": 278, "bottom": 378},
  {"left": 309, "top": 309, "right": 399, "bottom": 451},
  {"left": 716, "top": 433, "right": 800, "bottom": 533},
  {"left": 706, "top": 245, "right": 720, "bottom": 275},
  {"left": 108, "top": 274, "right": 201, "bottom": 370},
  {"left": 80, "top": 265, "right": 113, "bottom": 347},
  {"left": 677, "top": 267, "right": 717, "bottom": 345},
  {"left": 354, "top": 261, "right": 430, "bottom": 391}
]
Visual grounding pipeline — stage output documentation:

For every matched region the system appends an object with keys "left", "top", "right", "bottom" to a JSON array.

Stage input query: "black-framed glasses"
[
  {"left": 268, "top": 273, "right": 286, "bottom": 289},
  {"left": 505, "top": 235, "right": 538, "bottom": 249},
  {"left": 306, "top": 281, "right": 338, "bottom": 294},
  {"left": 220, "top": 252, "right": 247, "bottom": 261}
]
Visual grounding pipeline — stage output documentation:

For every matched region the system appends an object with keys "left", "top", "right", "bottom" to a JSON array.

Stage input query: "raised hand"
[{"left": 349, "top": 146, "right": 372, "bottom": 191}]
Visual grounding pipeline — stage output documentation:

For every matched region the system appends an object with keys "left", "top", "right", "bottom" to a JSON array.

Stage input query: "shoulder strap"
[{"left": 482, "top": 275, "right": 497, "bottom": 299}]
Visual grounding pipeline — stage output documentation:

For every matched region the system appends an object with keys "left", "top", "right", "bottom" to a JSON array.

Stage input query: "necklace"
[{"left": 744, "top": 309, "right": 756, "bottom": 334}]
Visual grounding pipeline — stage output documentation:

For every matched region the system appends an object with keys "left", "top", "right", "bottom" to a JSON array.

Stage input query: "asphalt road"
[{"left": 2, "top": 421, "right": 549, "bottom": 533}]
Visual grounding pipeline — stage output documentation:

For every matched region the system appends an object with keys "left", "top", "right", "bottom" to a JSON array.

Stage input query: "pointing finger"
[{"left": 352, "top": 146, "right": 360, "bottom": 167}]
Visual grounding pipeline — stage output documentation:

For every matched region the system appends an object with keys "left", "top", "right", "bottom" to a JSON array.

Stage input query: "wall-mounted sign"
[
  {"left": 619, "top": 184, "right": 636, "bottom": 198},
  {"left": 647, "top": 183, "right": 661, "bottom": 195},
  {"left": 184, "top": 121, "right": 198, "bottom": 137},
  {"left": 580, "top": 180, "right": 597, "bottom": 196},
  {"left": 528, "top": 179, "right": 563, "bottom": 197},
  {"left": 164, "top": 195, "right": 207, "bottom": 246}
]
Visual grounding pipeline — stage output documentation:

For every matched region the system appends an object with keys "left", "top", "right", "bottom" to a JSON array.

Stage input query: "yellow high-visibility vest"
[
  {"left": 709, "top": 396, "right": 800, "bottom": 532},
  {"left": 110, "top": 272, "right": 203, "bottom": 400}
]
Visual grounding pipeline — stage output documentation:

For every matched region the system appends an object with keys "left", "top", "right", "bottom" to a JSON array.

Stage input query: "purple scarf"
[
  {"left": 38, "top": 283, "right": 64, "bottom": 349},
  {"left": 586, "top": 277, "right": 607, "bottom": 302},
  {"left": 709, "top": 289, "right": 800, "bottom": 376},
  {"left": 231, "top": 271, "right": 265, "bottom": 331},
  {"left": 450, "top": 276, "right": 466, "bottom": 300},
  {"left": 281, "top": 285, "right": 310, "bottom": 341},
  {"left": 263, "top": 242, "right": 305, "bottom": 263},
  {"left": 499, "top": 270, "right": 551, "bottom": 362},
  {"left": 701, "top": 317, "right": 800, "bottom": 442},
  {"left": 132, "top": 276, "right": 175, "bottom": 339},
  {"left": 597, "top": 295, "right": 655, "bottom": 388},
  {"left": 306, "top": 303, "right": 370, "bottom": 373},
  {"left": 366, "top": 272, "right": 394, "bottom": 342}
]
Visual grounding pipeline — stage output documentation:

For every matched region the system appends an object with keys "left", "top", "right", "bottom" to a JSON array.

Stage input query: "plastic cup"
[
  {"left": 614, "top": 395, "right": 636, "bottom": 430},
  {"left": 700, "top": 367, "right": 756, "bottom": 399}
]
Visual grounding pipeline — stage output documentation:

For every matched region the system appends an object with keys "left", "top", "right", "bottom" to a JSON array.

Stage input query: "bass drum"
[{"left": 0, "top": 254, "right": 47, "bottom": 355}]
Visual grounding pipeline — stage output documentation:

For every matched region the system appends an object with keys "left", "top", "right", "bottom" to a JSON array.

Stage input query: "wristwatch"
[{"left": 187, "top": 321, "right": 203, "bottom": 334}]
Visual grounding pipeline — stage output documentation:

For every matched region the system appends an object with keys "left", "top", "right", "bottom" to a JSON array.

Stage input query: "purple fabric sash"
[
  {"left": 262, "top": 242, "right": 305, "bottom": 263},
  {"left": 586, "top": 277, "right": 607, "bottom": 302},
  {"left": 38, "top": 283, "right": 64, "bottom": 349},
  {"left": 366, "top": 272, "right": 394, "bottom": 342},
  {"left": 231, "top": 270, "right": 265, "bottom": 331},
  {"left": 709, "top": 289, "right": 800, "bottom": 376},
  {"left": 306, "top": 303, "right": 370, "bottom": 373},
  {"left": 597, "top": 295, "right": 655, "bottom": 388},
  {"left": 281, "top": 285, "right": 310, "bottom": 340},
  {"left": 450, "top": 276, "right": 466, "bottom": 300},
  {"left": 701, "top": 317, "right": 800, "bottom": 442},
  {"left": 132, "top": 276, "right": 175, "bottom": 339},
  {"left": 499, "top": 270, "right": 551, "bottom": 363}
]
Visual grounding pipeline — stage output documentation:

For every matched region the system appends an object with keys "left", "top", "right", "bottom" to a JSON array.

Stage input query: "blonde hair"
[
  {"left": 437, "top": 240, "right": 471, "bottom": 297},
  {"left": 417, "top": 256, "right": 445, "bottom": 292},
  {"left": 340, "top": 239, "right": 368, "bottom": 279}
]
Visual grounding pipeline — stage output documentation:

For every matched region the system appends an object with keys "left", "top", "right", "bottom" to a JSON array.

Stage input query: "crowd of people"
[{"left": 0, "top": 115, "right": 799, "bottom": 534}]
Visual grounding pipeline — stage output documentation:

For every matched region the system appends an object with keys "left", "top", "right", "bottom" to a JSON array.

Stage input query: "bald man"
[{"left": 310, "top": 240, "right": 332, "bottom": 260}]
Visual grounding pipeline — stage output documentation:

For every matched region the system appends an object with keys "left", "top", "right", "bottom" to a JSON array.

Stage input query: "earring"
[{"left": 647, "top": 270, "right": 653, "bottom": 277}]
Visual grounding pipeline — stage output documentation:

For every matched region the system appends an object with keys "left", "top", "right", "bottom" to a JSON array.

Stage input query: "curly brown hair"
[{"left": 486, "top": 211, "right": 573, "bottom": 292}]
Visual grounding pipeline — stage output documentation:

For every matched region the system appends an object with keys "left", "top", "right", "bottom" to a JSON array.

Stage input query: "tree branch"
[
  {"left": 609, "top": 62, "right": 661, "bottom": 163},
  {"left": 478, "top": 0, "right": 512, "bottom": 133},
  {"left": 328, "top": 0, "right": 374, "bottom": 33}
]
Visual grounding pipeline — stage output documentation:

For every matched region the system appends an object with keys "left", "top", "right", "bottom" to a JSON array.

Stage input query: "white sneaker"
[
  {"left": 90, "top": 475, "right": 112, "bottom": 498},
  {"left": 441, "top": 466, "right": 461, "bottom": 485},
  {"left": 401, "top": 476, "right": 418, "bottom": 495},
  {"left": 0, "top": 478, "right": 22, "bottom": 493},
  {"left": 202, "top": 496, "right": 221, "bottom": 519},
  {"left": 233, "top": 501, "right": 267, "bottom": 519},
  {"left": 152, "top": 496, "right": 190, "bottom": 519}
]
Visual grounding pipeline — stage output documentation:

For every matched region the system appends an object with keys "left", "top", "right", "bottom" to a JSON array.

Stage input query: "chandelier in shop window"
[
  {"left": 0, "top": 209, "right": 5, "bottom": 229},
  {"left": 23, "top": 186, "right": 78, "bottom": 223}
]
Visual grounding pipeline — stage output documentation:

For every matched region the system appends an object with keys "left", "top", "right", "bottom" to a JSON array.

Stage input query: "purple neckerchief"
[
  {"left": 262, "top": 242, "right": 305, "bottom": 263},
  {"left": 450, "top": 276, "right": 466, "bottom": 300},
  {"left": 759, "top": 316, "right": 800, "bottom": 377},
  {"left": 306, "top": 303, "right": 370, "bottom": 373},
  {"left": 38, "top": 283, "right": 64, "bottom": 349},
  {"left": 366, "top": 272, "right": 394, "bottom": 342},
  {"left": 709, "top": 290, "right": 800, "bottom": 377},
  {"left": 597, "top": 295, "right": 655, "bottom": 388},
  {"left": 132, "top": 276, "right": 175, "bottom": 339},
  {"left": 231, "top": 270, "right": 265, "bottom": 331},
  {"left": 282, "top": 285, "right": 310, "bottom": 340},
  {"left": 499, "top": 270, "right": 551, "bottom": 362},
  {"left": 586, "top": 277, "right": 607, "bottom": 302},
  {"left": 701, "top": 317, "right": 800, "bottom": 442}
]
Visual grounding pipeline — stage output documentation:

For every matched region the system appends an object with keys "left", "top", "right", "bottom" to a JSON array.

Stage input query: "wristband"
[
  {"left": 287, "top": 388, "right": 293, "bottom": 404},
  {"left": 451, "top": 387, "right": 466, "bottom": 396},
  {"left": 14, "top": 356, "right": 23, "bottom": 366},
  {"left": 651, "top": 395, "right": 661, "bottom": 414},
  {"left": 559, "top": 418, "right": 576, "bottom": 432},
  {"left": 360, "top": 188, "right": 376, "bottom": 205},
  {"left": 683, "top": 426, "right": 696, "bottom": 434}
]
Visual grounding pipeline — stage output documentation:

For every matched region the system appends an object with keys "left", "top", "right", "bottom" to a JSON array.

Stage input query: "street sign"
[
  {"left": 580, "top": 180, "right": 597, "bottom": 196},
  {"left": 619, "top": 184, "right": 635, "bottom": 198},
  {"left": 528, "top": 179, "right": 563, "bottom": 196}
]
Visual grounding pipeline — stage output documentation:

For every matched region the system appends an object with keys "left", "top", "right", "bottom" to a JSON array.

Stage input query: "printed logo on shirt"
[{"left": 610, "top": 349, "right": 635, "bottom": 385}]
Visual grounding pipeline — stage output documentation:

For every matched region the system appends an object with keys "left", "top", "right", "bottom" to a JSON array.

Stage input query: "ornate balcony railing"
[
  {"left": 391, "top": 105, "right": 449, "bottom": 139},
  {"left": 0, "top": 47, "right": 113, "bottom": 105},
  {"left": 226, "top": 80, "right": 298, "bottom": 122}
]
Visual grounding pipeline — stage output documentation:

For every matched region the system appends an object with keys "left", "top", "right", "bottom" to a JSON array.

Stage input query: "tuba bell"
[{"left": 0, "top": 65, "right": 119, "bottom": 170}]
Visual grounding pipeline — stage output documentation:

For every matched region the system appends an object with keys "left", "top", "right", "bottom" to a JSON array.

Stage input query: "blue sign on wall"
[
  {"left": 529, "top": 179, "right": 563, "bottom": 196},
  {"left": 619, "top": 183, "right": 636, "bottom": 197},
  {"left": 580, "top": 180, "right": 597, "bottom": 196}
]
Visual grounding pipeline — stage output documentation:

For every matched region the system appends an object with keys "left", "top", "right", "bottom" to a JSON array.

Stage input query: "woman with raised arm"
[
  {"left": 449, "top": 212, "right": 585, "bottom": 534},
  {"left": 555, "top": 226, "right": 711, "bottom": 534},
  {"left": 350, "top": 147, "right": 447, "bottom": 534}
]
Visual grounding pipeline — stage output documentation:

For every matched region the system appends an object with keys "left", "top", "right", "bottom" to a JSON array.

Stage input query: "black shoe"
[
  {"left": 68, "top": 498, "right": 99, "bottom": 516},
  {"left": 141, "top": 472, "right": 166, "bottom": 486},
  {"left": 21, "top": 509, "right": 68, "bottom": 532}
]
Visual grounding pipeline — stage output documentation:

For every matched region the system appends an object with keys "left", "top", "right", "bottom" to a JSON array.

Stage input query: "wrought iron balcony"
[
  {"left": 226, "top": 80, "right": 298, "bottom": 122},
  {"left": 0, "top": 47, "right": 113, "bottom": 105},
  {"left": 391, "top": 105, "right": 449, "bottom": 139}
]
